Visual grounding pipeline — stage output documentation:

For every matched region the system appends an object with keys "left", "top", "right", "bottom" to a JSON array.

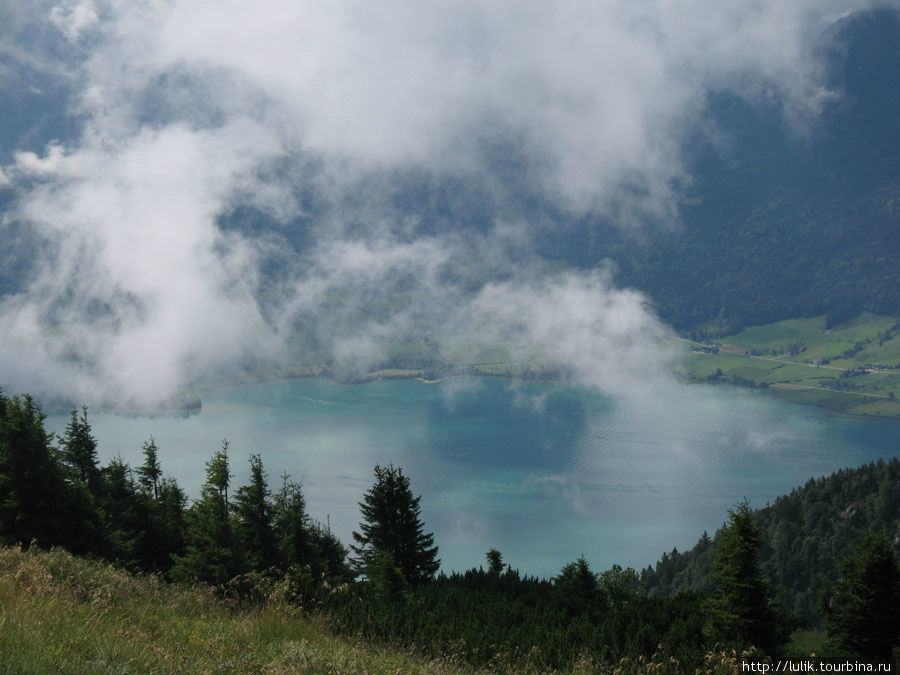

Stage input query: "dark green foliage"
[
  {"left": 0, "top": 391, "right": 347, "bottom": 588},
  {"left": 100, "top": 456, "right": 170, "bottom": 572},
  {"left": 326, "top": 561, "right": 708, "bottom": 670},
  {"left": 110, "top": 439, "right": 187, "bottom": 574},
  {"left": 100, "top": 455, "right": 147, "bottom": 569},
  {"left": 644, "top": 459, "right": 900, "bottom": 624},
  {"left": 152, "top": 476, "right": 187, "bottom": 574},
  {"left": 233, "top": 454, "right": 278, "bottom": 572},
  {"left": 136, "top": 437, "right": 162, "bottom": 500},
  {"left": 0, "top": 393, "right": 61, "bottom": 548},
  {"left": 309, "top": 521, "right": 352, "bottom": 582},
  {"left": 366, "top": 549, "right": 409, "bottom": 603},
  {"left": 485, "top": 548, "right": 504, "bottom": 574},
  {"left": 118, "top": 439, "right": 189, "bottom": 575},
  {"left": 158, "top": 476, "right": 187, "bottom": 534},
  {"left": 60, "top": 406, "right": 102, "bottom": 494},
  {"left": 598, "top": 564, "right": 642, "bottom": 606},
  {"left": 170, "top": 442, "right": 239, "bottom": 585},
  {"left": 0, "top": 393, "right": 103, "bottom": 554},
  {"left": 272, "top": 472, "right": 313, "bottom": 570},
  {"left": 350, "top": 464, "right": 439, "bottom": 585},
  {"left": 205, "top": 441, "right": 232, "bottom": 507},
  {"left": 821, "top": 530, "right": 900, "bottom": 661},
  {"left": 555, "top": 556, "right": 599, "bottom": 615},
  {"left": 702, "top": 501, "right": 785, "bottom": 653}
]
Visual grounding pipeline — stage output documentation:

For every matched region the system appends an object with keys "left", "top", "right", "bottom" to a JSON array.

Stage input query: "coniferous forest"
[{"left": 1, "top": 388, "right": 898, "bottom": 671}]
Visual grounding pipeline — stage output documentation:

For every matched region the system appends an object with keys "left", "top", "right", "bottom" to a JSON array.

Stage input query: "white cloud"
[
  {"left": 12, "top": 142, "right": 67, "bottom": 176},
  {"left": 0, "top": 0, "right": 891, "bottom": 406},
  {"left": 69, "top": 0, "right": 877, "bottom": 214},
  {"left": 463, "top": 270, "right": 677, "bottom": 399},
  {"left": 1, "top": 120, "right": 284, "bottom": 407},
  {"left": 49, "top": 0, "right": 99, "bottom": 43}
]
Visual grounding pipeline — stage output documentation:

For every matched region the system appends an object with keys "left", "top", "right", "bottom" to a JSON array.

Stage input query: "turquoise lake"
[{"left": 45, "top": 377, "right": 900, "bottom": 579}]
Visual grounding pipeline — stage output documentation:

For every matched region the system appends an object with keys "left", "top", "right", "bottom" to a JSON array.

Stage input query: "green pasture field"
[
  {"left": 720, "top": 313, "right": 899, "bottom": 367},
  {"left": 678, "top": 313, "right": 900, "bottom": 418}
]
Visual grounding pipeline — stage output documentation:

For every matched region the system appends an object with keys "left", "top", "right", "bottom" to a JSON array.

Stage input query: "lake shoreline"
[
  {"left": 35, "top": 360, "right": 899, "bottom": 421},
  {"left": 680, "top": 374, "right": 900, "bottom": 422}
]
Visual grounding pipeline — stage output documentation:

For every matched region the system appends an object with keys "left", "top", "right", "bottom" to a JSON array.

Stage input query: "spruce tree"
[
  {"left": 702, "top": 500, "right": 784, "bottom": 653},
  {"left": 367, "top": 549, "right": 409, "bottom": 602},
  {"left": 0, "top": 394, "right": 104, "bottom": 555},
  {"left": 61, "top": 406, "right": 102, "bottom": 494},
  {"left": 486, "top": 548, "right": 504, "bottom": 574},
  {"left": 273, "top": 472, "right": 313, "bottom": 570},
  {"left": 555, "top": 556, "right": 599, "bottom": 614},
  {"left": 136, "top": 437, "right": 162, "bottom": 500},
  {"left": 100, "top": 455, "right": 150, "bottom": 571},
  {"left": 156, "top": 475, "right": 187, "bottom": 573},
  {"left": 821, "top": 530, "right": 900, "bottom": 661},
  {"left": 233, "top": 454, "right": 278, "bottom": 572},
  {"left": 351, "top": 464, "right": 439, "bottom": 585},
  {"left": 170, "top": 441, "right": 238, "bottom": 585},
  {"left": 310, "top": 520, "right": 352, "bottom": 580},
  {"left": 206, "top": 440, "right": 232, "bottom": 511}
]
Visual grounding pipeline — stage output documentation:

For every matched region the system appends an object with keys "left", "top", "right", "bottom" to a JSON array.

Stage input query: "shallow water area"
[{"left": 45, "top": 377, "right": 900, "bottom": 579}]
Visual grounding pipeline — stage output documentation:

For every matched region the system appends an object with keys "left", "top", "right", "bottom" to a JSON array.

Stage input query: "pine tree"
[
  {"left": 555, "top": 555, "right": 598, "bottom": 614},
  {"left": 156, "top": 475, "right": 187, "bottom": 574},
  {"left": 367, "top": 549, "right": 409, "bottom": 602},
  {"left": 136, "top": 437, "right": 162, "bottom": 500},
  {"left": 61, "top": 406, "right": 102, "bottom": 494},
  {"left": 310, "top": 520, "right": 351, "bottom": 580},
  {"left": 0, "top": 394, "right": 104, "bottom": 555},
  {"left": 703, "top": 500, "right": 784, "bottom": 653},
  {"left": 821, "top": 530, "right": 900, "bottom": 661},
  {"left": 206, "top": 440, "right": 232, "bottom": 511},
  {"left": 100, "top": 455, "right": 151, "bottom": 571},
  {"left": 129, "top": 438, "right": 184, "bottom": 574},
  {"left": 486, "top": 548, "right": 504, "bottom": 574},
  {"left": 233, "top": 454, "right": 278, "bottom": 572},
  {"left": 273, "top": 472, "right": 313, "bottom": 570},
  {"left": 170, "top": 441, "right": 238, "bottom": 585},
  {"left": 351, "top": 464, "right": 440, "bottom": 585}
]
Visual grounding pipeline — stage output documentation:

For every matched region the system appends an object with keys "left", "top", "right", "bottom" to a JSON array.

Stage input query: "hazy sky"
[{"left": 1, "top": 0, "right": 896, "bottom": 407}]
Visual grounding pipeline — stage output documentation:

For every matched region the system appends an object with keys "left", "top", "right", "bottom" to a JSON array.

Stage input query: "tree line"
[{"left": 1, "top": 389, "right": 898, "bottom": 669}]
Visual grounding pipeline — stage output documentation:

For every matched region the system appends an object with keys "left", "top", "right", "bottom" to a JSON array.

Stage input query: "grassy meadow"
[
  {"left": 679, "top": 313, "right": 900, "bottom": 418},
  {"left": 0, "top": 545, "right": 464, "bottom": 674},
  {"left": 0, "top": 545, "right": 791, "bottom": 674}
]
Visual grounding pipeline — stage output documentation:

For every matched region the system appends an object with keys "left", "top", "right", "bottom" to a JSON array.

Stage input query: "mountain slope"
[
  {"left": 606, "top": 8, "right": 900, "bottom": 331},
  {"left": 641, "top": 457, "right": 900, "bottom": 623}
]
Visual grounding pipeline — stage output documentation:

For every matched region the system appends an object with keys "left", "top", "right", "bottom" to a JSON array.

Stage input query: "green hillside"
[
  {"left": 0, "top": 545, "right": 459, "bottom": 674},
  {"left": 678, "top": 313, "right": 900, "bottom": 418},
  {"left": 642, "top": 458, "right": 900, "bottom": 623}
]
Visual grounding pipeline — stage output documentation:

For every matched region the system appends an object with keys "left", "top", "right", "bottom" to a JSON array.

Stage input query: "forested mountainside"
[
  {"left": 642, "top": 457, "right": 900, "bottom": 622},
  {"left": 592, "top": 8, "right": 900, "bottom": 331}
]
